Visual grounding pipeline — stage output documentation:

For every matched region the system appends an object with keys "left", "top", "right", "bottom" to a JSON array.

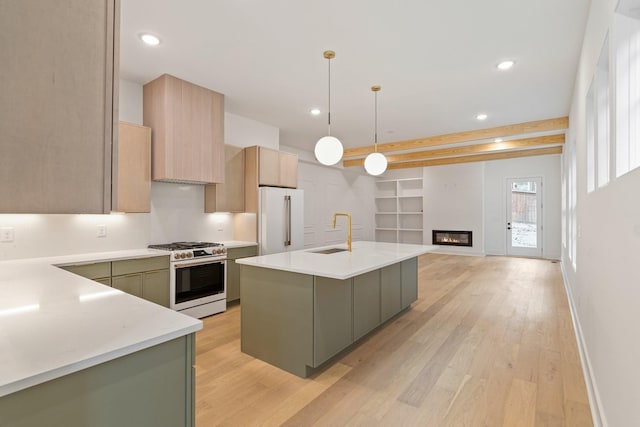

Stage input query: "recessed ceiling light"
[
  {"left": 494, "top": 138, "right": 503, "bottom": 143},
  {"left": 140, "top": 33, "right": 161, "bottom": 46},
  {"left": 497, "top": 60, "right": 515, "bottom": 70},
  {"left": 310, "top": 108, "right": 321, "bottom": 116},
  {"left": 476, "top": 113, "right": 488, "bottom": 121}
]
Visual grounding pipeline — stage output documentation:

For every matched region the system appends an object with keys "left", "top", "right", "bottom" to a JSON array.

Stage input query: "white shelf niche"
[{"left": 374, "top": 177, "right": 424, "bottom": 244}]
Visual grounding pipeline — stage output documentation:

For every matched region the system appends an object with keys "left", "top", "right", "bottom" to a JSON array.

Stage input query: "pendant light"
[
  {"left": 314, "top": 50, "right": 344, "bottom": 166},
  {"left": 364, "top": 85, "right": 388, "bottom": 176}
]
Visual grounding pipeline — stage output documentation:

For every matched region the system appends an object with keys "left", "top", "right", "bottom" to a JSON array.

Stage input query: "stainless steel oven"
[
  {"left": 171, "top": 257, "right": 226, "bottom": 317},
  {"left": 148, "top": 242, "right": 227, "bottom": 318}
]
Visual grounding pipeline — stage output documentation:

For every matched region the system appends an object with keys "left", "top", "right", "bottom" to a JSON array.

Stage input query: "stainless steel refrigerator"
[{"left": 258, "top": 187, "right": 304, "bottom": 255}]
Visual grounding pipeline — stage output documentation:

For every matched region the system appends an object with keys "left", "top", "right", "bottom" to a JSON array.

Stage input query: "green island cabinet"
[
  {"left": 226, "top": 245, "right": 258, "bottom": 302},
  {"left": 0, "top": 334, "right": 196, "bottom": 427},
  {"left": 240, "top": 257, "right": 418, "bottom": 377},
  {"left": 59, "top": 256, "right": 170, "bottom": 307}
]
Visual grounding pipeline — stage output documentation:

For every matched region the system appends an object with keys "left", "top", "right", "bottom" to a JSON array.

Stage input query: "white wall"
[
  {"left": 484, "top": 154, "right": 562, "bottom": 259},
  {"left": 224, "top": 112, "right": 279, "bottom": 149},
  {"left": 562, "top": 0, "right": 640, "bottom": 425},
  {"left": 422, "top": 163, "right": 485, "bottom": 255},
  {"left": 295, "top": 160, "right": 376, "bottom": 248}
]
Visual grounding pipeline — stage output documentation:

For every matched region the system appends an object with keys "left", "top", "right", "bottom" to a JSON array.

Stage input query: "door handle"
[{"left": 284, "top": 195, "right": 291, "bottom": 246}]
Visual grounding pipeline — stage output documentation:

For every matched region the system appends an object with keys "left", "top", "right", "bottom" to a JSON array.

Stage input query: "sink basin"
[{"left": 310, "top": 248, "right": 349, "bottom": 254}]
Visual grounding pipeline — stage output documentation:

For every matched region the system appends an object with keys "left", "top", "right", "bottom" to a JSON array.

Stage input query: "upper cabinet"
[
  {"left": 244, "top": 146, "right": 298, "bottom": 213},
  {"left": 204, "top": 145, "right": 245, "bottom": 213},
  {"left": 0, "top": 0, "right": 119, "bottom": 213},
  {"left": 143, "top": 74, "right": 224, "bottom": 184},
  {"left": 113, "top": 122, "right": 151, "bottom": 213}
]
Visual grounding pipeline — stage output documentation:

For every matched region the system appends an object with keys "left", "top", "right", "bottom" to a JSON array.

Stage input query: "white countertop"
[
  {"left": 236, "top": 241, "right": 438, "bottom": 280},
  {"left": 0, "top": 249, "right": 202, "bottom": 397},
  {"left": 221, "top": 240, "right": 257, "bottom": 249}
]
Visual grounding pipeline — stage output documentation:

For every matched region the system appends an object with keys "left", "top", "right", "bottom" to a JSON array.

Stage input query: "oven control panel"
[{"left": 172, "top": 247, "right": 226, "bottom": 261}]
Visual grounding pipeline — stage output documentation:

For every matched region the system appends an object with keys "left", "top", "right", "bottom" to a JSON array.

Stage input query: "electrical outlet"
[
  {"left": 97, "top": 224, "right": 107, "bottom": 238},
  {"left": 0, "top": 227, "right": 14, "bottom": 242}
]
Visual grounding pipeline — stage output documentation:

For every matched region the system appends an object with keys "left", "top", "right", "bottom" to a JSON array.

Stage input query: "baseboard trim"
[{"left": 560, "top": 262, "right": 607, "bottom": 427}]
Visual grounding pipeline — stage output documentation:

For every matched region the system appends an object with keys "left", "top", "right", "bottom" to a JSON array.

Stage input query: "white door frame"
[{"left": 506, "top": 177, "right": 543, "bottom": 258}]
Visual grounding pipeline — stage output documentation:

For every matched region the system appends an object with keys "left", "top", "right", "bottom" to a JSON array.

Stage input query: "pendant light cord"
[
  {"left": 374, "top": 89, "right": 378, "bottom": 152},
  {"left": 327, "top": 57, "right": 332, "bottom": 136}
]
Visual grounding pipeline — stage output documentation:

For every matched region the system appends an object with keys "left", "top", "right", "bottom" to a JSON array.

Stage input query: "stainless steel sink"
[{"left": 309, "top": 248, "right": 349, "bottom": 254}]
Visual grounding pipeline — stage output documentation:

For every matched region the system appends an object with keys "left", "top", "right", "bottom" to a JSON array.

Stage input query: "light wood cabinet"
[
  {"left": 143, "top": 74, "right": 224, "bottom": 184},
  {"left": 244, "top": 146, "right": 298, "bottom": 213},
  {"left": 205, "top": 145, "right": 245, "bottom": 213},
  {"left": 0, "top": 0, "right": 119, "bottom": 213},
  {"left": 114, "top": 122, "right": 151, "bottom": 213},
  {"left": 226, "top": 245, "right": 258, "bottom": 302}
]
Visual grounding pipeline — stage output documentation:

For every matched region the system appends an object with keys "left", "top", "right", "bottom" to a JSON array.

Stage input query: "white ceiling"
[{"left": 120, "top": 0, "right": 590, "bottom": 151}]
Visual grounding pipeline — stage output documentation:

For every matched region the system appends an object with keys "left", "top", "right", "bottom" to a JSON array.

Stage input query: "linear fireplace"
[{"left": 432, "top": 230, "right": 473, "bottom": 247}]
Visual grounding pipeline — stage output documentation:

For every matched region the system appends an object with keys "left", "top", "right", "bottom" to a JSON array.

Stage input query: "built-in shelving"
[{"left": 374, "top": 178, "right": 423, "bottom": 244}]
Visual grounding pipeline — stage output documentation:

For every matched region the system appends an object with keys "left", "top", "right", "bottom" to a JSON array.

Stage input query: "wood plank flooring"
[{"left": 195, "top": 254, "right": 593, "bottom": 426}]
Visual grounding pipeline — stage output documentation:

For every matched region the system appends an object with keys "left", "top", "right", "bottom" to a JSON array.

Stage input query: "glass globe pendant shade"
[
  {"left": 364, "top": 152, "right": 388, "bottom": 176},
  {"left": 314, "top": 135, "right": 344, "bottom": 166}
]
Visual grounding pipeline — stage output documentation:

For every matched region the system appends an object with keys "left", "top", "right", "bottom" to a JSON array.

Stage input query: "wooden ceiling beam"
[
  {"left": 386, "top": 146, "right": 563, "bottom": 170},
  {"left": 342, "top": 116, "right": 569, "bottom": 158},
  {"left": 343, "top": 134, "right": 565, "bottom": 167}
]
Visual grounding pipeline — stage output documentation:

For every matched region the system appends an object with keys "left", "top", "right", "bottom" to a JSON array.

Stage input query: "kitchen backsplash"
[{"left": 0, "top": 182, "right": 235, "bottom": 261}]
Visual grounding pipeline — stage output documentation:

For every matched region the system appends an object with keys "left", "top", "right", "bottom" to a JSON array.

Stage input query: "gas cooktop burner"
[{"left": 148, "top": 242, "right": 223, "bottom": 251}]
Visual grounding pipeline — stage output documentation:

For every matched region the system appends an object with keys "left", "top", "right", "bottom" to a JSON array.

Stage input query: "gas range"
[
  {"left": 148, "top": 242, "right": 227, "bottom": 319},
  {"left": 148, "top": 241, "right": 226, "bottom": 262}
]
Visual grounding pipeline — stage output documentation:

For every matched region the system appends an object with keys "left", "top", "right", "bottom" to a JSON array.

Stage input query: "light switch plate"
[
  {"left": 0, "top": 227, "right": 15, "bottom": 242},
  {"left": 97, "top": 224, "right": 107, "bottom": 238}
]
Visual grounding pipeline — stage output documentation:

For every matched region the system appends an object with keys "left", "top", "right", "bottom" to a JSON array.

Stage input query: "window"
[
  {"left": 586, "top": 80, "right": 596, "bottom": 192},
  {"left": 586, "top": 35, "right": 612, "bottom": 191},
  {"left": 561, "top": 158, "right": 566, "bottom": 249},
  {"left": 614, "top": 9, "right": 640, "bottom": 177},
  {"left": 597, "top": 36, "right": 610, "bottom": 188}
]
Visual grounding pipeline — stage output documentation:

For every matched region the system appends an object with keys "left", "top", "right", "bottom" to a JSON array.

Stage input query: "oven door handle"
[{"left": 174, "top": 259, "right": 226, "bottom": 269}]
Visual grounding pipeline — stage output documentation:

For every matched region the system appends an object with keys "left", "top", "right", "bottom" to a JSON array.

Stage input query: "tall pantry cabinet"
[{"left": 0, "top": 0, "right": 119, "bottom": 213}]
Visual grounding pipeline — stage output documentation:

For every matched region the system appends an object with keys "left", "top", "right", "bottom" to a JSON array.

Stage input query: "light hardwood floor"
[{"left": 195, "top": 254, "right": 593, "bottom": 426}]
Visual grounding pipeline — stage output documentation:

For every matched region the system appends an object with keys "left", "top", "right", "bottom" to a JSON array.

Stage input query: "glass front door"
[{"left": 506, "top": 177, "right": 543, "bottom": 258}]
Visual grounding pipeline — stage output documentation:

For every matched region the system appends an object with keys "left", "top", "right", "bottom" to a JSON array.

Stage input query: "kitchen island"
[
  {"left": 0, "top": 250, "right": 202, "bottom": 427},
  {"left": 236, "top": 241, "right": 437, "bottom": 377}
]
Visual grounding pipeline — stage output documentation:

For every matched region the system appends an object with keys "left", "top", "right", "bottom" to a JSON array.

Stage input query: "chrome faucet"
[{"left": 333, "top": 212, "right": 352, "bottom": 252}]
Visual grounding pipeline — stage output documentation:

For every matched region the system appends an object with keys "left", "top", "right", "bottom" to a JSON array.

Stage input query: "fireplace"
[{"left": 432, "top": 230, "right": 473, "bottom": 247}]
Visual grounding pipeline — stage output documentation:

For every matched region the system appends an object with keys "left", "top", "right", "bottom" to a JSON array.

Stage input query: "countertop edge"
[
  {"left": 0, "top": 321, "right": 202, "bottom": 398},
  {"left": 236, "top": 243, "right": 436, "bottom": 279}
]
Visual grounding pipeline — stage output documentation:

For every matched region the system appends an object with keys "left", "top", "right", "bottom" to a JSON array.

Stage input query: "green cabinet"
[
  {"left": 60, "top": 262, "right": 111, "bottom": 282},
  {"left": 0, "top": 334, "right": 196, "bottom": 427},
  {"left": 226, "top": 245, "right": 258, "bottom": 302},
  {"left": 143, "top": 270, "right": 170, "bottom": 307},
  {"left": 112, "top": 256, "right": 170, "bottom": 307},
  {"left": 353, "top": 270, "right": 381, "bottom": 340},
  {"left": 381, "top": 263, "right": 402, "bottom": 322},
  {"left": 58, "top": 256, "right": 170, "bottom": 307},
  {"left": 112, "top": 273, "right": 143, "bottom": 298},
  {"left": 401, "top": 258, "right": 418, "bottom": 309},
  {"left": 313, "top": 277, "right": 353, "bottom": 367},
  {"left": 241, "top": 256, "right": 419, "bottom": 378}
]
